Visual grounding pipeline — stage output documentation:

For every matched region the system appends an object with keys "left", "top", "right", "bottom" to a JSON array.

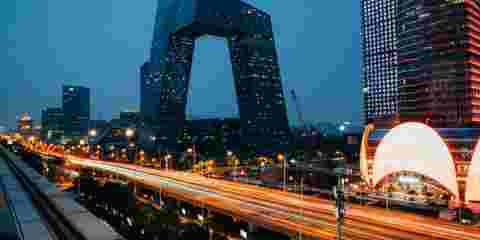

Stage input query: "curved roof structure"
[
  {"left": 360, "top": 124, "right": 374, "bottom": 178},
  {"left": 373, "top": 122, "right": 459, "bottom": 198},
  {"left": 468, "top": 140, "right": 480, "bottom": 202}
]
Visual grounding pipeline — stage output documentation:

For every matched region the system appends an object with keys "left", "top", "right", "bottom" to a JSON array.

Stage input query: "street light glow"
[
  {"left": 89, "top": 129, "right": 97, "bottom": 137},
  {"left": 125, "top": 128, "right": 135, "bottom": 138}
]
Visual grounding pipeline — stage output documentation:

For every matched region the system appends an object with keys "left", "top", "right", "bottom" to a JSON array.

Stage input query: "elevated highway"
[{"left": 44, "top": 151, "right": 480, "bottom": 240}]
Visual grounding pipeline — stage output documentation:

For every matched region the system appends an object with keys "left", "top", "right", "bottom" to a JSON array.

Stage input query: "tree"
[
  {"left": 46, "top": 162, "right": 57, "bottom": 182},
  {"left": 179, "top": 223, "right": 209, "bottom": 240},
  {"left": 207, "top": 214, "right": 237, "bottom": 236},
  {"left": 152, "top": 208, "right": 178, "bottom": 229},
  {"left": 78, "top": 176, "right": 99, "bottom": 201}
]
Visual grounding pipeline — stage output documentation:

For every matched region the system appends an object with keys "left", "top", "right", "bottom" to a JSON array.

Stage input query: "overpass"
[
  {"left": 39, "top": 150, "right": 480, "bottom": 240},
  {"left": 0, "top": 145, "right": 123, "bottom": 240}
]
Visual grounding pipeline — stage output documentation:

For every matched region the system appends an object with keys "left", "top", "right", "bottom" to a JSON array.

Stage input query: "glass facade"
[
  {"left": 41, "top": 107, "right": 64, "bottom": 144},
  {"left": 62, "top": 85, "right": 90, "bottom": 140},
  {"left": 361, "top": 0, "right": 399, "bottom": 122},
  {"left": 141, "top": 0, "right": 290, "bottom": 153},
  {"left": 396, "top": 0, "right": 480, "bottom": 127}
]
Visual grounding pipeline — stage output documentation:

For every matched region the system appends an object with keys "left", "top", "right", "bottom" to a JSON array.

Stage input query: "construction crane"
[
  {"left": 290, "top": 89, "right": 311, "bottom": 162},
  {"left": 290, "top": 90, "right": 306, "bottom": 131}
]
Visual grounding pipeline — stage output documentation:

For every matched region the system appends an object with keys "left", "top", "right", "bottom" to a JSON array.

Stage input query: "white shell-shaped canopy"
[{"left": 373, "top": 122, "right": 459, "bottom": 198}]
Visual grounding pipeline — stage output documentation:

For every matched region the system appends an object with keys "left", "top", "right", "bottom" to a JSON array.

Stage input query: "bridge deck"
[{"left": 0, "top": 145, "right": 124, "bottom": 240}]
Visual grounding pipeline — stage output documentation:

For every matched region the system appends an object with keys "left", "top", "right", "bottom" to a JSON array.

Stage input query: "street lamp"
[
  {"left": 89, "top": 129, "right": 97, "bottom": 137},
  {"left": 187, "top": 146, "right": 198, "bottom": 172},
  {"left": 165, "top": 154, "right": 172, "bottom": 170},
  {"left": 125, "top": 129, "right": 137, "bottom": 163},
  {"left": 187, "top": 147, "right": 195, "bottom": 170},
  {"left": 125, "top": 128, "right": 135, "bottom": 138},
  {"left": 227, "top": 151, "right": 238, "bottom": 181},
  {"left": 277, "top": 153, "right": 287, "bottom": 191}
]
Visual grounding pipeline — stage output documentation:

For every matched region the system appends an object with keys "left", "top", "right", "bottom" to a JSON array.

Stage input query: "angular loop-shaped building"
[{"left": 141, "top": 0, "right": 290, "bottom": 154}]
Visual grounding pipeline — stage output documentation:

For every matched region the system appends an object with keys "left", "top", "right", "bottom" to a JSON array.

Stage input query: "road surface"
[{"left": 45, "top": 152, "right": 480, "bottom": 240}]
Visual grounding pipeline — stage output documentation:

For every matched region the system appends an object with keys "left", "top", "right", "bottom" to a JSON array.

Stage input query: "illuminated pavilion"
[{"left": 361, "top": 122, "right": 480, "bottom": 205}]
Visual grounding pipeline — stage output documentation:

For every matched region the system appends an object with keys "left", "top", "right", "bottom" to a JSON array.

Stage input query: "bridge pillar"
[
  {"left": 128, "top": 181, "right": 137, "bottom": 196},
  {"left": 153, "top": 190, "right": 163, "bottom": 206},
  {"left": 246, "top": 223, "right": 257, "bottom": 240}
]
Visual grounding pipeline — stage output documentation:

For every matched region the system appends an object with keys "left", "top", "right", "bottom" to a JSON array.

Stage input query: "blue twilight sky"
[{"left": 1, "top": 0, "right": 360, "bottom": 128}]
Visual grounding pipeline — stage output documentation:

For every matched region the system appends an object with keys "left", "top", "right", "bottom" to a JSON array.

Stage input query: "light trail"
[{"left": 42, "top": 152, "right": 480, "bottom": 240}]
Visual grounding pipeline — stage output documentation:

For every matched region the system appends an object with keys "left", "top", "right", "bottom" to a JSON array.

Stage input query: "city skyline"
[
  {"left": 3, "top": 1, "right": 480, "bottom": 238},
  {"left": 1, "top": 0, "right": 361, "bottom": 128}
]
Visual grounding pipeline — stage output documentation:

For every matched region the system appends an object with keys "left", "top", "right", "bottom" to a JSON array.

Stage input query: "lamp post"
[
  {"left": 334, "top": 167, "right": 348, "bottom": 240},
  {"left": 227, "top": 150, "right": 236, "bottom": 180},
  {"left": 277, "top": 153, "right": 286, "bottom": 191},
  {"left": 125, "top": 128, "right": 136, "bottom": 163},
  {"left": 187, "top": 147, "right": 196, "bottom": 171},
  {"left": 165, "top": 154, "right": 172, "bottom": 170},
  {"left": 88, "top": 129, "right": 97, "bottom": 157}
]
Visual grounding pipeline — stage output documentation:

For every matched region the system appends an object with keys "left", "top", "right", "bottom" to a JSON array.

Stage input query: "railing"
[{"left": 0, "top": 145, "right": 124, "bottom": 240}]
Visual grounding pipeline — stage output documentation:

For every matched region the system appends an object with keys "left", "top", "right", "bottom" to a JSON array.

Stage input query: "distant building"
[
  {"left": 17, "top": 113, "right": 34, "bottom": 134},
  {"left": 140, "top": 62, "right": 157, "bottom": 126},
  {"left": 41, "top": 107, "right": 64, "bottom": 144},
  {"left": 181, "top": 118, "right": 241, "bottom": 161},
  {"left": 222, "top": 118, "right": 241, "bottom": 153},
  {"left": 89, "top": 120, "right": 109, "bottom": 131},
  {"left": 141, "top": 0, "right": 290, "bottom": 155},
  {"left": 342, "top": 126, "right": 363, "bottom": 172},
  {"left": 62, "top": 85, "right": 90, "bottom": 141},
  {"left": 119, "top": 110, "right": 140, "bottom": 128}
]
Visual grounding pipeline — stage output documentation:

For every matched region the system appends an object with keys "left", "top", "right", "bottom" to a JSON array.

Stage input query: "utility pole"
[
  {"left": 334, "top": 168, "right": 346, "bottom": 240},
  {"left": 299, "top": 175, "right": 304, "bottom": 240}
]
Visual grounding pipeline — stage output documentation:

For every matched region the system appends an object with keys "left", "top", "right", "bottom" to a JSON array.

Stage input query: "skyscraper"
[
  {"left": 62, "top": 85, "right": 90, "bottom": 141},
  {"left": 41, "top": 107, "right": 64, "bottom": 144},
  {"left": 141, "top": 0, "right": 290, "bottom": 154},
  {"left": 361, "top": 0, "right": 398, "bottom": 123},
  {"left": 397, "top": 0, "right": 480, "bottom": 127}
]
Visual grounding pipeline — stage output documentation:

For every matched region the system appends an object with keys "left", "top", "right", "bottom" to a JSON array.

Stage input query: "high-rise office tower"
[
  {"left": 361, "top": 0, "right": 399, "bottom": 123},
  {"left": 62, "top": 85, "right": 90, "bottom": 140},
  {"left": 140, "top": 0, "right": 290, "bottom": 154},
  {"left": 397, "top": 0, "right": 480, "bottom": 127},
  {"left": 41, "top": 107, "right": 64, "bottom": 144}
]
